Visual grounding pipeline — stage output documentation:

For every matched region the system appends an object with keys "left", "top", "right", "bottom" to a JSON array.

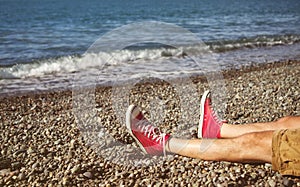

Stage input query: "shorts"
[{"left": 272, "top": 128, "right": 300, "bottom": 176}]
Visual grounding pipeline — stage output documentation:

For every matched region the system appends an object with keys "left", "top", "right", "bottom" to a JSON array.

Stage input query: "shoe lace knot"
[{"left": 136, "top": 119, "right": 167, "bottom": 157}]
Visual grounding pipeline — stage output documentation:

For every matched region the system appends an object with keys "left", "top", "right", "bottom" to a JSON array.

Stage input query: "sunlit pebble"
[{"left": 0, "top": 60, "right": 299, "bottom": 186}]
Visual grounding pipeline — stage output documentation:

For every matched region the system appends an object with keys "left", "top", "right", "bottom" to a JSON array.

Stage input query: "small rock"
[
  {"left": 11, "top": 162, "right": 22, "bottom": 170},
  {"left": 180, "top": 166, "right": 185, "bottom": 173},
  {"left": 234, "top": 167, "right": 241, "bottom": 173},
  {"left": 83, "top": 171, "right": 93, "bottom": 179},
  {"left": 62, "top": 177, "right": 69, "bottom": 185},
  {"left": 27, "top": 147, "right": 35, "bottom": 155},
  {"left": 283, "top": 178, "right": 294, "bottom": 187},
  {"left": 18, "top": 172, "right": 26, "bottom": 180},
  {"left": 0, "top": 158, "right": 11, "bottom": 169},
  {"left": 54, "top": 140, "right": 61, "bottom": 145},
  {"left": 32, "top": 162, "right": 39, "bottom": 169},
  {"left": 40, "top": 148, "right": 47, "bottom": 155},
  {"left": 268, "top": 179, "right": 276, "bottom": 187},
  {"left": 250, "top": 172, "right": 257, "bottom": 179},
  {"left": 70, "top": 139, "right": 76, "bottom": 149},
  {"left": 71, "top": 165, "right": 80, "bottom": 174},
  {"left": 0, "top": 169, "right": 10, "bottom": 176}
]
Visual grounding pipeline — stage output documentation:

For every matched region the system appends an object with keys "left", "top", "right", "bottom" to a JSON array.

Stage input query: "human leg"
[
  {"left": 199, "top": 90, "right": 300, "bottom": 138},
  {"left": 166, "top": 130, "right": 273, "bottom": 163},
  {"left": 126, "top": 104, "right": 272, "bottom": 163},
  {"left": 126, "top": 103, "right": 300, "bottom": 176},
  {"left": 221, "top": 116, "right": 300, "bottom": 138}
]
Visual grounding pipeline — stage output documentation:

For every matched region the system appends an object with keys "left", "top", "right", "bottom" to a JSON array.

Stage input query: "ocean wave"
[
  {"left": 210, "top": 34, "right": 300, "bottom": 52},
  {"left": 0, "top": 47, "right": 190, "bottom": 79},
  {"left": 0, "top": 34, "right": 299, "bottom": 80},
  {"left": 0, "top": 56, "right": 78, "bottom": 79}
]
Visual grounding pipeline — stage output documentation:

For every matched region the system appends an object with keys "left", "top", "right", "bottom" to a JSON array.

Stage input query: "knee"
[
  {"left": 232, "top": 133, "right": 259, "bottom": 159},
  {"left": 234, "top": 131, "right": 273, "bottom": 162}
]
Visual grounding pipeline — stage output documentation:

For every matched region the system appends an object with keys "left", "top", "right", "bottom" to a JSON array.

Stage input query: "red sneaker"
[
  {"left": 126, "top": 105, "right": 171, "bottom": 156},
  {"left": 198, "top": 90, "right": 223, "bottom": 139}
]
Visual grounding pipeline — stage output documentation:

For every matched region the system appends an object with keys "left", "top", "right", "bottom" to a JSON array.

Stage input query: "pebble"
[
  {"left": 0, "top": 169, "right": 11, "bottom": 176},
  {"left": 83, "top": 171, "right": 93, "bottom": 179},
  {"left": 268, "top": 179, "right": 276, "bottom": 187},
  {"left": 27, "top": 147, "right": 34, "bottom": 155},
  {"left": 283, "top": 178, "right": 294, "bottom": 186},
  {"left": 250, "top": 172, "right": 257, "bottom": 179},
  {"left": 71, "top": 165, "right": 80, "bottom": 174},
  {"left": 0, "top": 159, "right": 11, "bottom": 170},
  {"left": 0, "top": 60, "right": 300, "bottom": 186},
  {"left": 40, "top": 148, "right": 47, "bottom": 155},
  {"left": 18, "top": 173, "right": 26, "bottom": 180},
  {"left": 11, "top": 162, "right": 22, "bottom": 170}
]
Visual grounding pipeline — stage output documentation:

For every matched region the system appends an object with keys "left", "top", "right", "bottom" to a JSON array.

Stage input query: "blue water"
[{"left": 0, "top": 0, "right": 300, "bottom": 94}]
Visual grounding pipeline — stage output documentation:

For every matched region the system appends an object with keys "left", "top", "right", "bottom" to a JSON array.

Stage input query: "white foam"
[
  {"left": 0, "top": 47, "right": 193, "bottom": 80},
  {"left": 2, "top": 34, "right": 299, "bottom": 80},
  {"left": 0, "top": 56, "right": 78, "bottom": 79},
  {"left": 211, "top": 35, "right": 300, "bottom": 52},
  {"left": 1, "top": 41, "right": 300, "bottom": 95}
]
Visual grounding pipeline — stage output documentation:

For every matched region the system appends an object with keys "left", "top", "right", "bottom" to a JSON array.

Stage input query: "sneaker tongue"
[{"left": 136, "top": 112, "right": 144, "bottom": 120}]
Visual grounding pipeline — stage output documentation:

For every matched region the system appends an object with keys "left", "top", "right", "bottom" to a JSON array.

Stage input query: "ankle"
[{"left": 165, "top": 137, "right": 173, "bottom": 152}]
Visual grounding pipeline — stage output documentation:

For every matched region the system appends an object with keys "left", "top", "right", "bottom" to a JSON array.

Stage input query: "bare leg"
[
  {"left": 166, "top": 131, "right": 273, "bottom": 163},
  {"left": 220, "top": 116, "right": 300, "bottom": 138}
]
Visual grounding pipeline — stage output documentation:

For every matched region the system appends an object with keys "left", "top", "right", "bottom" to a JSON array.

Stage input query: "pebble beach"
[{"left": 1, "top": 60, "right": 300, "bottom": 186}]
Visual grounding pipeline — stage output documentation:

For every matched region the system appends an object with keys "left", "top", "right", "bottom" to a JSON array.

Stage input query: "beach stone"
[
  {"left": 0, "top": 169, "right": 10, "bottom": 176},
  {"left": 40, "top": 148, "right": 48, "bottom": 155},
  {"left": 70, "top": 139, "right": 76, "bottom": 149},
  {"left": 11, "top": 162, "right": 22, "bottom": 170},
  {"left": 54, "top": 140, "right": 61, "bottom": 145},
  {"left": 62, "top": 177, "right": 69, "bottom": 186},
  {"left": 71, "top": 165, "right": 81, "bottom": 174},
  {"left": 268, "top": 179, "right": 276, "bottom": 187},
  {"left": 0, "top": 158, "right": 11, "bottom": 169},
  {"left": 250, "top": 172, "right": 257, "bottom": 180},
  {"left": 0, "top": 60, "right": 300, "bottom": 186},
  {"left": 32, "top": 162, "right": 39, "bottom": 169},
  {"left": 283, "top": 178, "right": 294, "bottom": 187},
  {"left": 27, "top": 147, "right": 35, "bottom": 155},
  {"left": 83, "top": 171, "right": 93, "bottom": 179},
  {"left": 18, "top": 172, "right": 26, "bottom": 180}
]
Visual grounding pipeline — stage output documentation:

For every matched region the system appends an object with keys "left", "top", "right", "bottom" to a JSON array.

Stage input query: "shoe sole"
[
  {"left": 126, "top": 104, "right": 148, "bottom": 154},
  {"left": 198, "top": 90, "right": 210, "bottom": 138}
]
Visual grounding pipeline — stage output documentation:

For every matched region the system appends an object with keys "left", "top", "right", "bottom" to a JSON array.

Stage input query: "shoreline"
[
  {"left": 0, "top": 59, "right": 299, "bottom": 99},
  {"left": 1, "top": 60, "right": 300, "bottom": 186}
]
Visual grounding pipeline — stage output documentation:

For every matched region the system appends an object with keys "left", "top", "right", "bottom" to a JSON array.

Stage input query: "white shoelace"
[
  {"left": 209, "top": 101, "right": 222, "bottom": 125},
  {"left": 212, "top": 110, "right": 221, "bottom": 123},
  {"left": 136, "top": 119, "right": 167, "bottom": 157}
]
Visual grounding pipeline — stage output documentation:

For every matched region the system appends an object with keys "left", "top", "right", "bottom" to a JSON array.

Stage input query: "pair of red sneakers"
[{"left": 126, "top": 90, "right": 223, "bottom": 156}]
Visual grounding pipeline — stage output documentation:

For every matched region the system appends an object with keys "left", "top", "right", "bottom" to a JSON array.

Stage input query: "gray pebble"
[
  {"left": 1, "top": 61, "right": 300, "bottom": 186},
  {"left": 0, "top": 158, "right": 11, "bottom": 169},
  {"left": 83, "top": 171, "right": 93, "bottom": 179},
  {"left": 71, "top": 165, "right": 80, "bottom": 174},
  {"left": 283, "top": 178, "right": 294, "bottom": 187},
  {"left": 18, "top": 172, "right": 26, "bottom": 180},
  {"left": 268, "top": 179, "right": 276, "bottom": 187}
]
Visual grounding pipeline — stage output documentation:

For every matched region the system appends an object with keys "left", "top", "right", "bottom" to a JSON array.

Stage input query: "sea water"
[{"left": 0, "top": 0, "right": 300, "bottom": 95}]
